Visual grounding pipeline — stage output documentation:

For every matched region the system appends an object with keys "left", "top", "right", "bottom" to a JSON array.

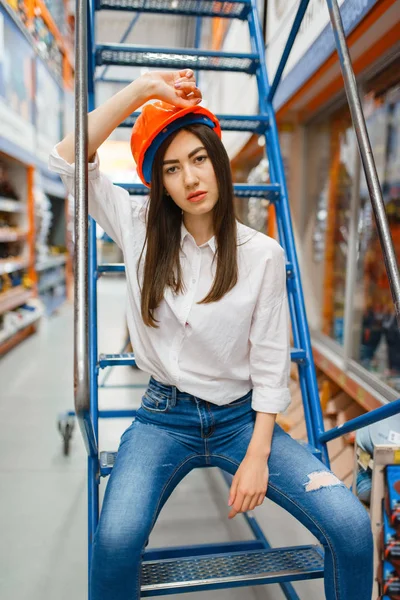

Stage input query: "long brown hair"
[{"left": 137, "top": 124, "right": 239, "bottom": 328}]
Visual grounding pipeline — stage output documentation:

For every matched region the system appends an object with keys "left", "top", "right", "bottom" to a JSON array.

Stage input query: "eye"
[
  {"left": 195, "top": 155, "right": 207, "bottom": 164},
  {"left": 165, "top": 165, "right": 179, "bottom": 175}
]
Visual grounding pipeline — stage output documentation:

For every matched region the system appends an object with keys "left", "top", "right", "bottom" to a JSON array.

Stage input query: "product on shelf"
[
  {"left": 34, "top": 187, "right": 53, "bottom": 264},
  {"left": 43, "top": 0, "right": 65, "bottom": 34},
  {"left": 386, "top": 466, "right": 400, "bottom": 532},
  {"left": 4, "top": 0, "right": 29, "bottom": 26},
  {"left": 0, "top": 298, "right": 44, "bottom": 348},
  {"left": 4, "top": 0, "right": 70, "bottom": 82},
  {"left": 31, "top": 9, "right": 63, "bottom": 78},
  {"left": 383, "top": 506, "right": 400, "bottom": 576},
  {"left": 0, "top": 162, "right": 19, "bottom": 200}
]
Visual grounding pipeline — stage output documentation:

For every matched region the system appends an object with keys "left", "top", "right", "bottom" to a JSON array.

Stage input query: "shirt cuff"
[
  {"left": 251, "top": 386, "right": 291, "bottom": 414},
  {"left": 48, "top": 144, "right": 100, "bottom": 180}
]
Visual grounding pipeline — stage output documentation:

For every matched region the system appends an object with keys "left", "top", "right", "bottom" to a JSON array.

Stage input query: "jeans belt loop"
[{"left": 170, "top": 385, "right": 177, "bottom": 408}]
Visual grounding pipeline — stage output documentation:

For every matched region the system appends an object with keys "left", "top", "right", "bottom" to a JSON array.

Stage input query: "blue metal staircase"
[{"left": 65, "top": 0, "right": 400, "bottom": 598}]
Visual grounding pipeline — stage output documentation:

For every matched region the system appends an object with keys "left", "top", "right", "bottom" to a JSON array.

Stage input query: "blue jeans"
[{"left": 91, "top": 377, "right": 373, "bottom": 599}]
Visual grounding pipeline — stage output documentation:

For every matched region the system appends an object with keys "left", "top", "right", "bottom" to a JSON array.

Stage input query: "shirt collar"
[{"left": 181, "top": 221, "right": 217, "bottom": 254}]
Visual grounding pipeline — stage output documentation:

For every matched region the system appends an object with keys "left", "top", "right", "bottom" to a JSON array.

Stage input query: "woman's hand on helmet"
[{"left": 142, "top": 69, "right": 202, "bottom": 108}]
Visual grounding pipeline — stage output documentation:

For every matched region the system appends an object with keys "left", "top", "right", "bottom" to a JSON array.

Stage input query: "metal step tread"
[
  {"left": 115, "top": 182, "right": 280, "bottom": 200},
  {"left": 100, "top": 260, "right": 295, "bottom": 277},
  {"left": 95, "top": 0, "right": 251, "bottom": 20},
  {"left": 120, "top": 112, "right": 270, "bottom": 133},
  {"left": 95, "top": 44, "right": 259, "bottom": 74},
  {"left": 139, "top": 545, "right": 324, "bottom": 592},
  {"left": 98, "top": 263, "right": 126, "bottom": 273},
  {"left": 99, "top": 352, "right": 137, "bottom": 368},
  {"left": 98, "top": 348, "right": 307, "bottom": 369}
]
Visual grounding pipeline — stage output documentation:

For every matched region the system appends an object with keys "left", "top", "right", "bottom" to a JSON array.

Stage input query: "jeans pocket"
[{"left": 141, "top": 389, "right": 170, "bottom": 413}]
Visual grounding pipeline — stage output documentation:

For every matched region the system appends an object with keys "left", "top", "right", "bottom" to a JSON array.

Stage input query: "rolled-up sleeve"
[
  {"left": 249, "top": 244, "right": 291, "bottom": 414},
  {"left": 48, "top": 144, "right": 134, "bottom": 249}
]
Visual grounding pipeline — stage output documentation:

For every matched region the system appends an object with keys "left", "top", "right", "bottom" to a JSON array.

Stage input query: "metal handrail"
[
  {"left": 74, "top": 0, "right": 97, "bottom": 457},
  {"left": 319, "top": 397, "right": 400, "bottom": 443}
]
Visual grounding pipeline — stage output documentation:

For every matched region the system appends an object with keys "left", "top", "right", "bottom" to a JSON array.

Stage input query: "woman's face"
[{"left": 162, "top": 129, "right": 219, "bottom": 216}]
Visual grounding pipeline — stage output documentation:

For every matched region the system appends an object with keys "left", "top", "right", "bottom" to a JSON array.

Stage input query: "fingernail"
[{"left": 175, "top": 83, "right": 181, "bottom": 88}]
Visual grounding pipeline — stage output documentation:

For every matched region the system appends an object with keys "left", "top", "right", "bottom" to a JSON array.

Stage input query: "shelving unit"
[
  {"left": 36, "top": 254, "right": 66, "bottom": 272},
  {"left": 35, "top": 182, "right": 69, "bottom": 315},
  {"left": 0, "top": 0, "right": 74, "bottom": 354},
  {"left": 0, "top": 198, "right": 25, "bottom": 213},
  {"left": 0, "top": 286, "right": 33, "bottom": 313},
  {"left": 0, "top": 155, "right": 40, "bottom": 356},
  {"left": 0, "top": 257, "right": 29, "bottom": 276},
  {"left": 1, "top": 0, "right": 74, "bottom": 87},
  {"left": 0, "top": 228, "right": 28, "bottom": 242}
]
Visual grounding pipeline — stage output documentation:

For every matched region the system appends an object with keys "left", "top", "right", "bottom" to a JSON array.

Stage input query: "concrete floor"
[{"left": 0, "top": 277, "right": 325, "bottom": 600}]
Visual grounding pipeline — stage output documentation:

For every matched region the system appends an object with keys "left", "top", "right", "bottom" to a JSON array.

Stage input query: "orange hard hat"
[{"left": 130, "top": 101, "right": 221, "bottom": 187}]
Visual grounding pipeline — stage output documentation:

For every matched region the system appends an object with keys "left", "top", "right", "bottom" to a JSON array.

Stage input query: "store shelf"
[
  {"left": 0, "top": 198, "right": 24, "bottom": 213},
  {"left": 0, "top": 320, "right": 38, "bottom": 356},
  {"left": 0, "top": 286, "right": 33, "bottom": 315},
  {"left": 0, "top": 228, "right": 27, "bottom": 242},
  {"left": 0, "top": 257, "right": 29, "bottom": 275},
  {"left": 36, "top": 255, "right": 67, "bottom": 272},
  {"left": 0, "top": 304, "right": 43, "bottom": 353}
]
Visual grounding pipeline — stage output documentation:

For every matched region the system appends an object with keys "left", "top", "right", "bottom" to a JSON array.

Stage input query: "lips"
[{"left": 187, "top": 191, "right": 207, "bottom": 202}]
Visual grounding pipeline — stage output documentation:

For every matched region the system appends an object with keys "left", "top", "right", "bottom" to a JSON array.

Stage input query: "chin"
[{"left": 186, "top": 204, "right": 214, "bottom": 214}]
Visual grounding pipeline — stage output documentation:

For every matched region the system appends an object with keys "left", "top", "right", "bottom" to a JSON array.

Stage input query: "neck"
[{"left": 183, "top": 212, "right": 214, "bottom": 246}]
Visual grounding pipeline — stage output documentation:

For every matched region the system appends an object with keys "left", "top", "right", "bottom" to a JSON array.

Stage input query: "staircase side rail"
[
  {"left": 319, "top": 397, "right": 400, "bottom": 443},
  {"left": 267, "top": 0, "right": 311, "bottom": 103},
  {"left": 74, "top": 0, "right": 97, "bottom": 457}
]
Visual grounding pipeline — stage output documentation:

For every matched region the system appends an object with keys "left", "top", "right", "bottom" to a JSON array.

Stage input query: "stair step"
[
  {"left": 99, "top": 352, "right": 138, "bottom": 368},
  {"left": 291, "top": 348, "right": 307, "bottom": 363},
  {"left": 100, "top": 450, "right": 117, "bottom": 473},
  {"left": 98, "top": 348, "right": 307, "bottom": 370},
  {"left": 99, "top": 260, "right": 295, "bottom": 277},
  {"left": 95, "top": 0, "right": 251, "bottom": 20},
  {"left": 98, "top": 263, "right": 126, "bottom": 274},
  {"left": 119, "top": 112, "right": 270, "bottom": 133},
  {"left": 114, "top": 182, "right": 280, "bottom": 201},
  {"left": 139, "top": 545, "right": 324, "bottom": 593},
  {"left": 95, "top": 44, "right": 259, "bottom": 74}
]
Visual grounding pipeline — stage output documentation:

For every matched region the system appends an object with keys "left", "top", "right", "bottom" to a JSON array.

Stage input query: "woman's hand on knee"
[{"left": 228, "top": 456, "right": 269, "bottom": 519}]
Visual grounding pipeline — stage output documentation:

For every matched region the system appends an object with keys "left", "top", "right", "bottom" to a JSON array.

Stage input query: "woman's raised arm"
[{"left": 56, "top": 69, "right": 202, "bottom": 165}]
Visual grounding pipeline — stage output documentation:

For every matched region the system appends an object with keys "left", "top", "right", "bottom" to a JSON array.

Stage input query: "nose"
[{"left": 182, "top": 164, "right": 199, "bottom": 188}]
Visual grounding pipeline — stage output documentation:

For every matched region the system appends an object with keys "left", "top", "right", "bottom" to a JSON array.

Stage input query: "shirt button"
[{"left": 192, "top": 278, "right": 196, "bottom": 284}]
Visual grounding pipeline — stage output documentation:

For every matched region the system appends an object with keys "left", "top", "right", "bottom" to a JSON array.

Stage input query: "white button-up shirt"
[{"left": 49, "top": 146, "right": 291, "bottom": 413}]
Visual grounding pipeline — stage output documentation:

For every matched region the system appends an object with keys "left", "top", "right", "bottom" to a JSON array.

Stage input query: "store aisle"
[{"left": 0, "top": 278, "right": 324, "bottom": 600}]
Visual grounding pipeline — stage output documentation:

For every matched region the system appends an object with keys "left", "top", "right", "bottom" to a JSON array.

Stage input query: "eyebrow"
[{"left": 163, "top": 146, "right": 206, "bottom": 165}]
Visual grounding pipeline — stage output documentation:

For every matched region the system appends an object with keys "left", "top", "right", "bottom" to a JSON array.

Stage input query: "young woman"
[{"left": 49, "top": 69, "right": 373, "bottom": 600}]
